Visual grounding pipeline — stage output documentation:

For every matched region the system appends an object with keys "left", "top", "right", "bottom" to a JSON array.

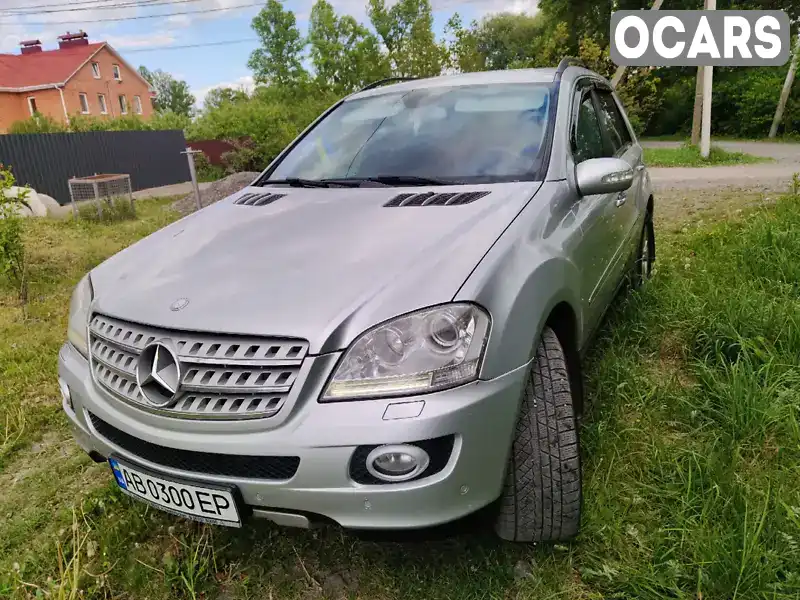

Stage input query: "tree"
[
  {"left": 308, "top": 0, "right": 389, "bottom": 92},
  {"left": 138, "top": 66, "right": 195, "bottom": 116},
  {"left": 368, "top": 0, "right": 444, "bottom": 78},
  {"left": 444, "top": 13, "right": 485, "bottom": 73},
  {"left": 248, "top": 0, "right": 307, "bottom": 86},
  {"left": 203, "top": 87, "right": 250, "bottom": 112},
  {"left": 473, "top": 12, "right": 542, "bottom": 70}
]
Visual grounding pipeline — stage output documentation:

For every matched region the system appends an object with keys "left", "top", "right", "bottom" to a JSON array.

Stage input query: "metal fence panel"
[{"left": 0, "top": 130, "right": 191, "bottom": 205}]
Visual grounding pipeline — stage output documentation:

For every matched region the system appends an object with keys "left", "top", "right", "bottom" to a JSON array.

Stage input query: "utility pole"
[
  {"left": 699, "top": 0, "right": 715, "bottom": 158},
  {"left": 691, "top": 0, "right": 711, "bottom": 146},
  {"left": 690, "top": 67, "right": 704, "bottom": 145},
  {"left": 610, "top": 0, "right": 665, "bottom": 88},
  {"left": 769, "top": 35, "right": 799, "bottom": 138}
]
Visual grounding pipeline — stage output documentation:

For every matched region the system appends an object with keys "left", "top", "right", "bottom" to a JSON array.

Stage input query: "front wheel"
[{"left": 494, "top": 327, "right": 581, "bottom": 543}]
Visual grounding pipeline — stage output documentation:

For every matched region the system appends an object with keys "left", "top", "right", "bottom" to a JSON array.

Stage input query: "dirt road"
[
  {"left": 642, "top": 141, "right": 799, "bottom": 226},
  {"left": 644, "top": 140, "right": 800, "bottom": 194}
]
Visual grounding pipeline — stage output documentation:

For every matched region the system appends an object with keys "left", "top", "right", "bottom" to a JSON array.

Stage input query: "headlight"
[
  {"left": 322, "top": 303, "right": 490, "bottom": 401},
  {"left": 67, "top": 274, "right": 93, "bottom": 358}
]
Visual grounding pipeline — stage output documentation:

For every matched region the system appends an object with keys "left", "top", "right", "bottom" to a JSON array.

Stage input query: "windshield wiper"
[
  {"left": 261, "top": 177, "right": 365, "bottom": 188},
  {"left": 331, "top": 175, "right": 455, "bottom": 187},
  {"left": 262, "top": 175, "right": 455, "bottom": 188},
  {"left": 261, "top": 178, "right": 333, "bottom": 188}
]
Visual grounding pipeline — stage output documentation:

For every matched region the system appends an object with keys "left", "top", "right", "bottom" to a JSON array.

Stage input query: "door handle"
[
  {"left": 635, "top": 164, "right": 645, "bottom": 172},
  {"left": 615, "top": 192, "right": 627, "bottom": 207}
]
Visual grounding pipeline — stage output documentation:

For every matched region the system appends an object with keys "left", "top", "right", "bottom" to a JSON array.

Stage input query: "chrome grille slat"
[
  {"left": 90, "top": 338, "right": 138, "bottom": 377},
  {"left": 88, "top": 314, "right": 306, "bottom": 420},
  {"left": 93, "top": 362, "right": 142, "bottom": 404}
]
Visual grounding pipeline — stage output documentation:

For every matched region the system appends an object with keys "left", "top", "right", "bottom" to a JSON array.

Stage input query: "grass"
[
  {"left": 76, "top": 196, "right": 138, "bottom": 223},
  {"left": 2, "top": 191, "right": 800, "bottom": 598},
  {"left": 643, "top": 143, "right": 772, "bottom": 167}
]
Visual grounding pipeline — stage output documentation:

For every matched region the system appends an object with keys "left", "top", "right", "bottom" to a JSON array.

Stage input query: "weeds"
[
  {"left": 1, "top": 192, "right": 800, "bottom": 599},
  {"left": 76, "top": 196, "right": 137, "bottom": 223},
  {"left": 0, "top": 164, "right": 30, "bottom": 302},
  {"left": 643, "top": 143, "right": 771, "bottom": 167}
]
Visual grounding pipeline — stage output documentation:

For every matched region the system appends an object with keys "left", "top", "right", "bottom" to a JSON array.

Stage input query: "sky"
[{"left": 0, "top": 0, "right": 535, "bottom": 108}]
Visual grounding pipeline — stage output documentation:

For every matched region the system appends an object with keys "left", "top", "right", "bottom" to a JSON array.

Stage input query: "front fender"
[{"left": 455, "top": 183, "right": 585, "bottom": 380}]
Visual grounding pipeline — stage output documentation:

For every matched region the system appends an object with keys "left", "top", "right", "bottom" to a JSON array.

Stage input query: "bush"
[
  {"left": 0, "top": 164, "right": 30, "bottom": 301},
  {"left": 76, "top": 196, "right": 137, "bottom": 223},
  {"left": 220, "top": 139, "right": 264, "bottom": 173},
  {"left": 8, "top": 115, "right": 67, "bottom": 134},
  {"left": 8, "top": 111, "right": 192, "bottom": 135},
  {"left": 188, "top": 83, "right": 338, "bottom": 168},
  {"left": 193, "top": 152, "right": 226, "bottom": 182}
]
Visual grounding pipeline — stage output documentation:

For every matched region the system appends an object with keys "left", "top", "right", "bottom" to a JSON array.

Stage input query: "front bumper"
[{"left": 59, "top": 342, "right": 527, "bottom": 530}]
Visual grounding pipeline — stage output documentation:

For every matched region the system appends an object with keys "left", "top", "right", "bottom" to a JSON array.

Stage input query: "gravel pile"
[{"left": 172, "top": 171, "right": 260, "bottom": 215}]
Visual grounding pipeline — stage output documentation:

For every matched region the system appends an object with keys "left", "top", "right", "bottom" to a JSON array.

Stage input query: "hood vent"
[
  {"left": 234, "top": 192, "right": 286, "bottom": 207},
  {"left": 384, "top": 191, "right": 490, "bottom": 207}
]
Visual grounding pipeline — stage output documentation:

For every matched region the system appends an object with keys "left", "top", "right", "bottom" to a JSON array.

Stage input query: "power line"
[
  {"left": 2, "top": 0, "right": 206, "bottom": 16},
  {"left": 2, "top": 0, "right": 189, "bottom": 13},
  {"left": 0, "top": 1, "right": 262, "bottom": 24},
  {"left": 123, "top": 37, "right": 259, "bottom": 52}
]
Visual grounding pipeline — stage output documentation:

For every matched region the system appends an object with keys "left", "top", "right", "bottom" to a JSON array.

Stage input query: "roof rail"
[
  {"left": 359, "top": 77, "right": 418, "bottom": 92},
  {"left": 554, "top": 57, "right": 586, "bottom": 80}
]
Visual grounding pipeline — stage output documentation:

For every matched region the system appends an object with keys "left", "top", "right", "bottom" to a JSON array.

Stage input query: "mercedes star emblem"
[
  {"left": 170, "top": 297, "right": 190, "bottom": 311},
  {"left": 136, "top": 340, "right": 182, "bottom": 407}
]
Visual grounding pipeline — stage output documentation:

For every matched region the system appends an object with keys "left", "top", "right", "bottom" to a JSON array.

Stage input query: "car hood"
[{"left": 91, "top": 182, "right": 541, "bottom": 353}]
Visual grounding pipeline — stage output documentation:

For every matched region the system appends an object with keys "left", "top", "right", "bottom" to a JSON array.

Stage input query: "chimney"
[
  {"left": 57, "top": 31, "right": 89, "bottom": 49},
  {"left": 20, "top": 39, "right": 43, "bottom": 55}
]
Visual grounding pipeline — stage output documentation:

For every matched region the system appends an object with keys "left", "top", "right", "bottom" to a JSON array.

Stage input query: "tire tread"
[{"left": 495, "top": 327, "right": 581, "bottom": 542}]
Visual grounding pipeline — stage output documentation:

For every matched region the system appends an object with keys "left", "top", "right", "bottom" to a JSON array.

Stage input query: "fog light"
[
  {"left": 365, "top": 444, "right": 430, "bottom": 482},
  {"left": 58, "top": 377, "right": 73, "bottom": 410}
]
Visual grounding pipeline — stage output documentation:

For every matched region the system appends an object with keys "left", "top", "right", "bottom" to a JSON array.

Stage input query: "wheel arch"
[{"left": 543, "top": 301, "right": 584, "bottom": 417}]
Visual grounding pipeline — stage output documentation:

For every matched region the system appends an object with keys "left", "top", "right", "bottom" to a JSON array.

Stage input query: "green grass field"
[
  {"left": 1, "top": 193, "right": 800, "bottom": 599},
  {"left": 643, "top": 143, "right": 771, "bottom": 168}
]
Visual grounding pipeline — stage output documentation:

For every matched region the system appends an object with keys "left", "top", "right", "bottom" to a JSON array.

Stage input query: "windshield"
[{"left": 266, "top": 83, "right": 554, "bottom": 183}]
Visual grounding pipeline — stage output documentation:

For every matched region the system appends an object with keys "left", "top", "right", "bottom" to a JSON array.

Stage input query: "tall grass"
[{"left": 1, "top": 194, "right": 799, "bottom": 599}]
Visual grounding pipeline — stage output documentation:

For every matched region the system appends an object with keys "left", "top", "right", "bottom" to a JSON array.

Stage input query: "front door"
[
  {"left": 569, "top": 85, "right": 627, "bottom": 336},
  {"left": 593, "top": 87, "right": 642, "bottom": 266}
]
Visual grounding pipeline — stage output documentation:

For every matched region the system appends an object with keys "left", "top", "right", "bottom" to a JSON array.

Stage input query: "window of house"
[
  {"left": 91, "top": 62, "right": 101, "bottom": 78},
  {"left": 118, "top": 94, "right": 128, "bottom": 114},
  {"left": 79, "top": 93, "right": 90, "bottom": 114},
  {"left": 97, "top": 94, "right": 108, "bottom": 115},
  {"left": 27, "top": 96, "right": 38, "bottom": 115},
  {"left": 112, "top": 64, "right": 121, "bottom": 80},
  {"left": 133, "top": 95, "right": 142, "bottom": 115}
]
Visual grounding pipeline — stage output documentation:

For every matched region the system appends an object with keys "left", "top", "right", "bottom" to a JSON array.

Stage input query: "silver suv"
[{"left": 60, "top": 60, "right": 654, "bottom": 543}]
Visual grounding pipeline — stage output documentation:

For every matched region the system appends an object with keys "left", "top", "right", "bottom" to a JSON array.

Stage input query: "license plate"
[{"left": 109, "top": 457, "right": 241, "bottom": 527}]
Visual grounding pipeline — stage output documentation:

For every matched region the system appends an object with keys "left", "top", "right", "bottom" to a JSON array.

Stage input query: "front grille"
[
  {"left": 88, "top": 314, "right": 308, "bottom": 420},
  {"left": 88, "top": 412, "right": 300, "bottom": 480},
  {"left": 349, "top": 435, "right": 455, "bottom": 485}
]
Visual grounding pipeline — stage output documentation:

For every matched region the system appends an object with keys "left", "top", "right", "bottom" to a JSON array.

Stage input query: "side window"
[
  {"left": 595, "top": 90, "right": 632, "bottom": 155},
  {"left": 572, "top": 92, "right": 605, "bottom": 164}
]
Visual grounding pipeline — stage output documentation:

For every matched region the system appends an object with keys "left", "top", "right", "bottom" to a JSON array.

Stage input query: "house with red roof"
[{"left": 0, "top": 32, "right": 155, "bottom": 133}]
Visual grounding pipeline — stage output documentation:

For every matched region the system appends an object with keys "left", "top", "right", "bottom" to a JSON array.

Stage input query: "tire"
[
  {"left": 494, "top": 327, "right": 581, "bottom": 543},
  {"left": 631, "top": 210, "right": 655, "bottom": 289}
]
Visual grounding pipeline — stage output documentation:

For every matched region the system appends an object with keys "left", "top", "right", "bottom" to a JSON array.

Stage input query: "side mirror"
[{"left": 575, "top": 157, "right": 634, "bottom": 197}]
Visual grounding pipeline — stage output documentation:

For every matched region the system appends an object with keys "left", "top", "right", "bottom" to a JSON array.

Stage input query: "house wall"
[
  {"left": 0, "top": 46, "right": 153, "bottom": 133},
  {"left": 0, "top": 89, "right": 66, "bottom": 132},
  {"left": 62, "top": 47, "right": 153, "bottom": 120},
  {"left": 0, "top": 94, "right": 26, "bottom": 132}
]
